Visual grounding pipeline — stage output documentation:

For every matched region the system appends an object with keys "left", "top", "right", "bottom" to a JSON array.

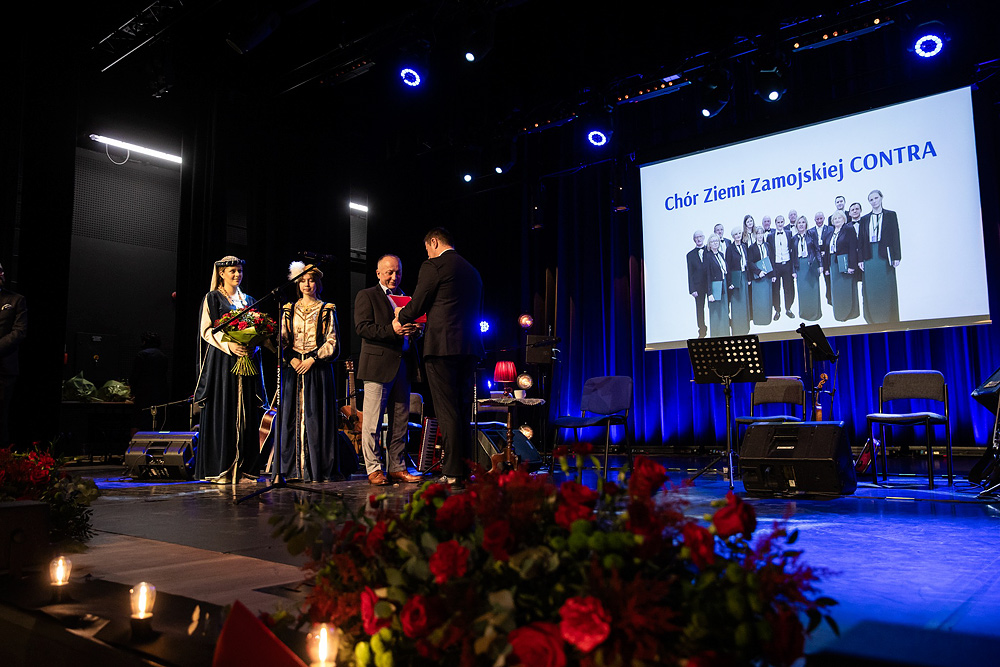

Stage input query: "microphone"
[{"left": 300, "top": 251, "right": 337, "bottom": 262}]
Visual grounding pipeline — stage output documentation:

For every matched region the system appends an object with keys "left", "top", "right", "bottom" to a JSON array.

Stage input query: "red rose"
[
  {"left": 712, "top": 492, "right": 757, "bottom": 539},
  {"left": 559, "top": 480, "right": 599, "bottom": 507},
  {"left": 681, "top": 523, "right": 716, "bottom": 568},
  {"left": 762, "top": 607, "right": 805, "bottom": 667},
  {"left": 360, "top": 586, "right": 391, "bottom": 635},
  {"left": 435, "top": 493, "right": 476, "bottom": 533},
  {"left": 482, "top": 519, "right": 511, "bottom": 561},
  {"left": 555, "top": 502, "right": 594, "bottom": 530},
  {"left": 420, "top": 483, "right": 448, "bottom": 502},
  {"left": 365, "top": 520, "right": 388, "bottom": 555},
  {"left": 400, "top": 594, "right": 442, "bottom": 638},
  {"left": 429, "top": 539, "right": 470, "bottom": 584},
  {"left": 558, "top": 596, "right": 611, "bottom": 653},
  {"left": 571, "top": 442, "right": 595, "bottom": 455},
  {"left": 552, "top": 445, "right": 572, "bottom": 459},
  {"left": 509, "top": 622, "right": 566, "bottom": 667},
  {"left": 628, "top": 456, "right": 667, "bottom": 499}
]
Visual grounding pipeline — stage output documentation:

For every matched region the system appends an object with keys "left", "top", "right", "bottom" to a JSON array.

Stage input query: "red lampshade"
[{"left": 494, "top": 360, "right": 517, "bottom": 384}]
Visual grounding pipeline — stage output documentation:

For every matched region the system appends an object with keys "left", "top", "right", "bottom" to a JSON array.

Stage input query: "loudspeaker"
[
  {"left": 124, "top": 431, "right": 197, "bottom": 480},
  {"left": 740, "top": 421, "right": 856, "bottom": 497},
  {"left": 525, "top": 335, "right": 554, "bottom": 365},
  {"left": 475, "top": 426, "right": 542, "bottom": 471}
]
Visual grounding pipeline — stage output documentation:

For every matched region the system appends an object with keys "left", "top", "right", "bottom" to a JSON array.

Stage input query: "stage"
[{"left": 3, "top": 451, "right": 1000, "bottom": 666}]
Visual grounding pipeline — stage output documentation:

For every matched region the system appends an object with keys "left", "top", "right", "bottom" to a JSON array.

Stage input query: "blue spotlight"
[
  {"left": 465, "top": 52, "right": 476, "bottom": 62},
  {"left": 479, "top": 320, "right": 490, "bottom": 333},
  {"left": 913, "top": 33, "right": 943, "bottom": 58},
  {"left": 400, "top": 67, "right": 422, "bottom": 87},
  {"left": 463, "top": 173, "right": 473, "bottom": 183},
  {"left": 588, "top": 130, "right": 609, "bottom": 146}
]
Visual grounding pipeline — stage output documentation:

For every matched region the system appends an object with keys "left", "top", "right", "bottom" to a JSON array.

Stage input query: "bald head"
[{"left": 376, "top": 254, "right": 402, "bottom": 290}]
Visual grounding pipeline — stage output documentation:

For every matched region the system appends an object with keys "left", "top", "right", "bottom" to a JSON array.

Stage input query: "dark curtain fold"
[{"left": 545, "top": 164, "right": 999, "bottom": 450}]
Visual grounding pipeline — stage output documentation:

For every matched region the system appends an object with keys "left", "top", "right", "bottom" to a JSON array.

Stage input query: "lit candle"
[
  {"left": 129, "top": 581, "right": 157, "bottom": 640},
  {"left": 49, "top": 556, "right": 72, "bottom": 602},
  {"left": 308, "top": 623, "right": 340, "bottom": 667}
]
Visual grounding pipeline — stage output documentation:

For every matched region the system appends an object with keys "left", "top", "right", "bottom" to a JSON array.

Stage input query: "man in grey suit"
[
  {"left": 0, "top": 262, "right": 27, "bottom": 446},
  {"left": 355, "top": 254, "right": 424, "bottom": 485},
  {"left": 395, "top": 228, "right": 484, "bottom": 486}
]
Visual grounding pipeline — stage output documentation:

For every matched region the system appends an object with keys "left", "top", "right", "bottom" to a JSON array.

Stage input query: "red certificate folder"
[{"left": 388, "top": 295, "right": 427, "bottom": 323}]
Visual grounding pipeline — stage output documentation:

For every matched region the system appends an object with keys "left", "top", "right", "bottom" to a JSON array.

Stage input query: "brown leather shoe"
[
  {"left": 368, "top": 470, "right": 389, "bottom": 486},
  {"left": 388, "top": 470, "right": 424, "bottom": 484}
]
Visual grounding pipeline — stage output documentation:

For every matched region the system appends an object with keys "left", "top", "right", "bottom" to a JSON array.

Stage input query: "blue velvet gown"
[
  {"left": 194, "top": 290, "right": 267, "bottom": 482},
  {"left": 277, "top": 301, "right": 353, "bottom": 481}
]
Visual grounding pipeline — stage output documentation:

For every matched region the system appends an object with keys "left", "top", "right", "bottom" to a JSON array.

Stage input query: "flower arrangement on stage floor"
[
  {"left": 0, "top": 446, "right": 100, "bottom": 546},
  {"left": 212, "top": 308, "right": 277, "bottom": 376},
  {"left": 266, "top": 445, "right": 838, "bottom": 667}
]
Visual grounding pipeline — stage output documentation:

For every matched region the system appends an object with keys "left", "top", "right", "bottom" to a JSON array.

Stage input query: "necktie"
[{"left": 873, "top": 214, "right": 880, "bottom": 242}]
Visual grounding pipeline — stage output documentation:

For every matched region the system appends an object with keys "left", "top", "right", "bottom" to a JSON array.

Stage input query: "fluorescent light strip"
[
  {"left": 89, "top": 134, "right": 182, "bottom": 164},
  {"left": 349, "top": 202, "right": 369, "bottom": 212}
]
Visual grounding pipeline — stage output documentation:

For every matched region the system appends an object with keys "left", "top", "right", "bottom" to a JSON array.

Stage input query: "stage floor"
[{"left": 66, "top": 453, "right": 1000, "bottom": 661}]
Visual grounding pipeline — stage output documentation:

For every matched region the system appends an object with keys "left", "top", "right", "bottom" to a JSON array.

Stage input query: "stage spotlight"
[
  {"left": 581, "top": 108, "right": 614, "bottom": 148},
  {"left": 463, "top": 173, "right": 473, "bottom": 183},
  {"left": 488, "top": 138, "right": 516, "bottom": 175},
  {"left": 910, "top": 21, "right": 948, "bottom": 59},
  {"left": 518, "top": 313, "right": 534, "bottom": 329},
  {"left": 753, "top": 50, "right": 788, "bottom": 102},
  {"left": 400, "top": 67, "right": 422, "bottom": 87},
  {"left": 698, "top": 64, "right": 732, "bottom": 118},
  {"left": 461, "top": 19, "right": 494, "bottom": 63},
  {"left": 479, "top": 320, "right": 490, "bottom": 333}
]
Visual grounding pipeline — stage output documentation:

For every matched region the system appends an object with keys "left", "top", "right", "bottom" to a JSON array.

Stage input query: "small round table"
[{"left": 477, "top": 396, "right": 545, "bottom": 471}]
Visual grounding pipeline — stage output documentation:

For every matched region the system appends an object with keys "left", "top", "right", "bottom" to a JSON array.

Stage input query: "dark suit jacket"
[
  {"left": 398, "top": 249, "right": 484, "bottom": 359},
  {"left": 355, "top": 285, "right": 419, "bottom": 384},
  {"left": 858, "top": 209, "right": 901, "bottom": 263},
  {"left": 829, "top": 225, "right": 860, "bottom": 274},
  {"left": 686, "top": 246, "right": 708, "bottom": 295},
  {"left": 726, "top": 241, "right": 749, "bottom": 275},
  {"left": 705, "top": 250, "right": 728, "bottom": 286},
  {"left": 808, "top": 225, "right": 835, "bottom": 270},
  {"left": 748, "top": 243, "right": 771, "bottom": 280},
  {"left": 0, "top": 289, "right": 27, "bottom": 376},
  {"left": 791, "top": 233, "right": 820, "bottom": 274},
  {"left": 766, "top": 229, "right": 795, "bottom": 265}
]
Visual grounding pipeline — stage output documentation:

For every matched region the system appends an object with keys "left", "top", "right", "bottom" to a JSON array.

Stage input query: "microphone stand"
[{"left": 233, "top": 262, "right": 338, "bottom": 504}]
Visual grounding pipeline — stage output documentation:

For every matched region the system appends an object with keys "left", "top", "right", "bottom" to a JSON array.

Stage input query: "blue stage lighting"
[
  {"left": 479, "top": 320, "right": 490, "bottom": 333},
  {"left": 588, "top": 130, "right": 609, "bottom": 146},
  {"left": 463, "top": 173, "right": 473, "bottom": 183},
  {"left": 465, "top": 52, "right": 475, "bottom": 62},
  {"left": 400, "top": 67, "right": 421, "bottom": 87},
  {"left": 914, "top": 33, "right": 943, "bottom": 58}
]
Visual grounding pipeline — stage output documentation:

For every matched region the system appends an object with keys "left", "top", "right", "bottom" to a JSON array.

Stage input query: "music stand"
[
  {"left": 687, "top": 335, "right": 765, "bottom": 488},
  {"left": 797, "top": 324, "right": 839, "bottom": 420}
]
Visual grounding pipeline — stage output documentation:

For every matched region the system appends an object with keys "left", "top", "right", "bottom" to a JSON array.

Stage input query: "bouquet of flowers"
[
  {"left": 212, "top": 308, "right": 277, "bottom": 376},
  {"left": 266, "top": 446, "right": 837, "bottom": 667},
  {"left": 0, "top": 446, "right": 100, "bottom": 546}
]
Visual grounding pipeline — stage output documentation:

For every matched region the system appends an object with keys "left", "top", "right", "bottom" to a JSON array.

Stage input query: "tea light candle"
[
  {"left": 49, "top": 556, "right": 72, "bottom": 602},
  {"left": 129, "top": 581, "right": 157, "bottom": 640},
  {"left": 308, "top": 623, "right": 340, "bottom": 666}
]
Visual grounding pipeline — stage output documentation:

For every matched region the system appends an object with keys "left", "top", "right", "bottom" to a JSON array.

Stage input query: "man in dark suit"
[
  {"left": 858, "top": 189, "right": 902, "bottom": 323},
  {"left": 686, "top": 231, "right": 709, "bottom": 338},
  {"left": 809, "top": 211, "right": 835, "bottom": 305},
  {"left": 0, "top": 262, "right": 27, "bottom": 446},
  {"left": 767, "top": 215, "right": 795, "bottom": 319},
  {"left": 395, "top": 229, "right": 484, "bottom": 485},
  {"left": 355, "top": 254, "right": 424, "bottom": 486}
]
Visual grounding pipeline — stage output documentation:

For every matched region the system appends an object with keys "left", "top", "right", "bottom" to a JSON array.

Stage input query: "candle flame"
[
  {"left": 138, "top": 584, "right": 148, "bottom": 616},
  {"left": 318, "top": 626, "right": 329, "bottom": 662}
]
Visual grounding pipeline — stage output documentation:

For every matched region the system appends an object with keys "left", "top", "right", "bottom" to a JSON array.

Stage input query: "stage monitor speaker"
[
  {"left": 475, "top": 426, "right": 542, "bottom": 471},
  {"left": 740, "top": 421, "right": 856, "bottom": 497},
  {"left": 124, "top": 431, "right": 197, "bottom": 480},
  {"left": 525, "top": 335, "right": 554, "bottom": 365}
]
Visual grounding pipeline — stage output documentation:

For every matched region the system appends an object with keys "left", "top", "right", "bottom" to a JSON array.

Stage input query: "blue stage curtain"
[{"left": 545, "top": 165, "right": 998, "bottom": 451}]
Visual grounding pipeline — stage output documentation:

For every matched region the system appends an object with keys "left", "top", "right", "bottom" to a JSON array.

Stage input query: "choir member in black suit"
[
  {"left": 742, "top": 215, "right": 756, "bottom": 248},
  {"left": 858, "top": 189, "right": 901, "bottom": 324},
  {"left": 761, "top": 215, "right": 774, "bottom": 242},
  {"left": 396, "top": 228, "right": 484, "bottom": 485},
  {"left": 748, "top": 226, "right": 774, "bottom": 326},
  {"left": 727, "top": 227, "right": 751, "bottom": 335},
  {"left": 828, "top": 211, "right": 860, "bottom": 321},
  {"left": 713, "top": 223, "right": 732, "bottom": 255},
  {"left": 686, "top": 231, "right": 709, "bottom": 338},
  {"left": 791, "top": 216, "right": 822, "bottom": 321},
  {"left": 767, "top": 215, "right": 795, "bottom": 320},
  {"left": 705, "top": 234, "right": 731, "bottom": 337},
  {"left": 810, "top": 211, "right": 835, "bottom": 306}
]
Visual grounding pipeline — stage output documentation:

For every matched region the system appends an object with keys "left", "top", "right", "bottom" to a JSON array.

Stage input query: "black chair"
[
  {"left": 734, "top": 376, "right": 806, "bottom": 445},
  {"left": 866, "top": 370, "right": 953, "bottom": 488},
  {"left": 553, "top": 375, "right": 633, "bottom": 477}
]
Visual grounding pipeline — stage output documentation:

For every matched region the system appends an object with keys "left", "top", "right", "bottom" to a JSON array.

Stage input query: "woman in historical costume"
[
  {"left": 828, "top": 210, "right": 861, "bottom": 322},
  {"left": 747, "top": 226, "right": 773, "bottom": 327},
  {"left": 194, "top": 256, "right": 268, "bottom": 483},
  {"left": 705, "top": 234, "right": 730, "bottom": 338},
  {"left": 727, "top": 227, "right": 751, "bottom": 335},
  {"left": 792, "top": 215, "right": 822, "bottom": 322},
  {"left": 277, "top": 262, "right": 346, "bottom": 481}
]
